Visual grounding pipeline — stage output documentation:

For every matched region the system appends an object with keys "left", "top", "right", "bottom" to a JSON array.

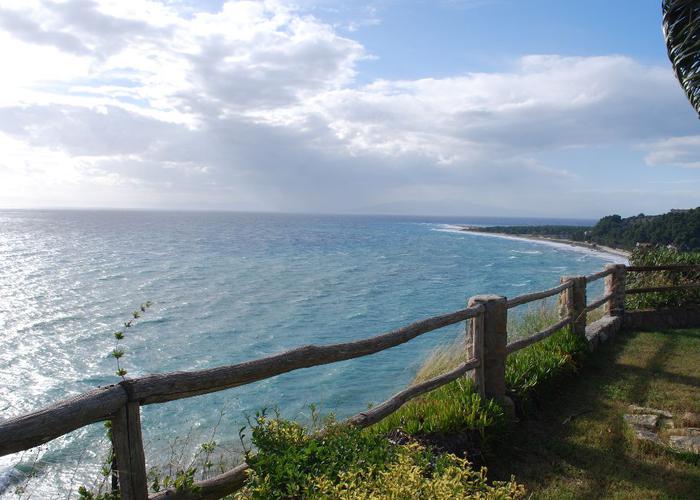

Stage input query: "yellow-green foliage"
[
  {"left": 309, "top": 443, "right": 525, "bottom": 500},
  {"left": 238, "top": 412, "right": 397, "bottom": 498},
  {"left": 235, "top": 411, "right": 525, "bottom": 499}
]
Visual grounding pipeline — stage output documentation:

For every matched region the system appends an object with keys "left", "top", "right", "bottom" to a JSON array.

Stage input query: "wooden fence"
[{"left": 1, "top": 262, "right": 699, "bottom": 499}]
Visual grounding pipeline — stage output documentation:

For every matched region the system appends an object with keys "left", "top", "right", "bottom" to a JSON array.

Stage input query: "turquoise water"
[{"left": 0, "top": 211, "right": 624, "bottom": 497}]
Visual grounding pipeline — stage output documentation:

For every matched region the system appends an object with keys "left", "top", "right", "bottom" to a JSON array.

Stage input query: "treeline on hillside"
[
  {"left": 469, "top": 207, "right": 700, "bottom": 250},
  {"left": 469, "top": 225, "right": 588, "bottom": 240}
]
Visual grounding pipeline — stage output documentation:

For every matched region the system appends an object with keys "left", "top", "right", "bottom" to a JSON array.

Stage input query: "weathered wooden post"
[
  {"left": 466, "top": 295, "right": 512, "bottom": 413},
  {"left": 559, "top": 276, "right": 587, "bottom": 337},
  {"left": 112, "top": 402, "right": 148, "bottom": 500},
  {"left": 466, "top": 298, "right": 485, "bottom": 398},
  {"left": 604, "top": 263, "right": 626, "bottom": 317}
]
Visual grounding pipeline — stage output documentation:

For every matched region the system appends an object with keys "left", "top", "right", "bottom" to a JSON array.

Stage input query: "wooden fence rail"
[
  {"left": 506, "top": 281, "right": 572, "bottom": 308},
  {"left": 0, "top": 305, "right": 484, "bottom": 457},
  {"left": 626, "top": 264, "right": 700, "bottom": 272},
  {"left": 2, "top": 262, "right": 700, "bottom": 499},
  {"left": 506, "top": 316, "right": 573, "bottom": 354},
  {"left": 584, "top": 293, "right": 615, "bottom": 314},
  {"left": 626, "top": 284, "right": 700, "bottom": 294},
  {"left": 585, "top": 268, "right": 613, "bottom": 283},
  {"left": 127, "top": 305, "right": 484, "bottom": 405}
]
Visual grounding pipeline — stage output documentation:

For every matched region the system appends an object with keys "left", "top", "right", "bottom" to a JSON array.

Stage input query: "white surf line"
[{"left": 453, "top": 227, "right": 629, "bottom": 264}]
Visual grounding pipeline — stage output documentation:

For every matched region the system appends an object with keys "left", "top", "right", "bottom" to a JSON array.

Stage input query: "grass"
[
  {"left": 487, "top": 328, "right": 700, "bottom": 499},
  {"left": 505, "top": 326, "right": 587, "bottom": 400},
  {"left": 372, "top": 304, "right": 586, "bottom": 442}
]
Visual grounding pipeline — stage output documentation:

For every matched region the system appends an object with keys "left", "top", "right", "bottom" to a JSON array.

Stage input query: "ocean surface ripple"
[{"left": 0, "top": 211, "right": 623, "bottom": 497}]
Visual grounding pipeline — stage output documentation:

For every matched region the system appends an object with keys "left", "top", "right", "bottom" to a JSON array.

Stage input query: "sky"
[{"left": 0, "top": 0, "right": 698, "bottom": 217}]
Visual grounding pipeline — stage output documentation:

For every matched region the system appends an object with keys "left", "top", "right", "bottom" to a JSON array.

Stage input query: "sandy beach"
[{"left": 457, "top": 226, "right": 630, "bottom": 263}]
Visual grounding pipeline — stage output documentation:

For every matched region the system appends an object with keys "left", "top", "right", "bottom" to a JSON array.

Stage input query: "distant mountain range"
[{"left": 467, "top": 207, "right": 700, "bottom": 251}]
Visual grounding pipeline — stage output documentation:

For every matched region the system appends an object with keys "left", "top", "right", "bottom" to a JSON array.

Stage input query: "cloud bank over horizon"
[{"left": 0, "top": 0, "right": 698, "bottom": 217}]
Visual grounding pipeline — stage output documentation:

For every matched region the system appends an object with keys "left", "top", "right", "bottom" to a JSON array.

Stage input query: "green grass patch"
[
  {"left": 487, "top": 328, "right": 700, "bottom": 499},
  {"left": 506, "top": 327, "right": 587, "bottom": 398},
  {"left": 371, "top": 305, "right": 588, "bottom": 439},
  {"left": 371, "top": 377, "right": 503, "bottom": 437}
]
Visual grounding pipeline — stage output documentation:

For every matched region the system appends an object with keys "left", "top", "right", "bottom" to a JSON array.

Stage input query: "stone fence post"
[
  {"left": 559, "top": 276, "right": 587, "bottom": 337},
  {"left": 466, "top": 294, "right": 513, "bottom": 413},
  {"left": 605, "top": 263, "right": 626, "bottom": 317}
]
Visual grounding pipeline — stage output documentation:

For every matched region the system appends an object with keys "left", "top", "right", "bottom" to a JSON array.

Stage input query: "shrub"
[
  {"left": 239, "top": 410, "right": 395, "bottom": 498},
  {"left": 236, "top": 413, "right": 524, "bottom": 499},
  {"left": 625, "top": 246, "right": 700, "bottom": 309},
  {"left": 309, "top": 443, "right": 525, "bottom": 499}
]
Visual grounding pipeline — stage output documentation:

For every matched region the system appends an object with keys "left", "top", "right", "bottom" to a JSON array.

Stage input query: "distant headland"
[{"left": 457, "top": 207, "right": 700, "bottom": 254}]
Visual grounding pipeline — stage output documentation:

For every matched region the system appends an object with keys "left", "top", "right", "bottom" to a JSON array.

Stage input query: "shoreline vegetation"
[
  {"left": 454, "top": 207, "right": 700, "bottom": 253},
  {"left": 457, "top": 226, "right": 631, "bottom": 260}
]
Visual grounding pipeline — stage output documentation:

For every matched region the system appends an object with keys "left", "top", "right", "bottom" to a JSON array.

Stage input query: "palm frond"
[{"left": 663, "top": 0, "right": 700, "bottom": 117}]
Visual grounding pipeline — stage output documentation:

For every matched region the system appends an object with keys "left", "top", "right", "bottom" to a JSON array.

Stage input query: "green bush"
[
  {"left": 626, "top": 246, "right": 700, "bottom": 309},
  {"left": 236, "top": 412, "right": 524, "bottom": 499},
  {"left": 239, "top": 410, "right": 396, "bottom": 499},
  {"left": 309, "top": 443, "right": 524, "bottom": 499}
]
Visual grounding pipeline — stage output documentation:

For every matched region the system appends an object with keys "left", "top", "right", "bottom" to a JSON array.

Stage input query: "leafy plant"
[
  {"left": 625, "top": 246, "right": 700, "bottom": 309},
  {"left": 308, "top": 443, "right": 525, "bottom": 499},
  {"left": 239, "top": 409, "right": 396, "bottom": 498},
  {"left": 112, "top": 301, "right": 152, "bottom": 379},
  {"left": 236, "top": 412, "right": 524, "bottom": 499},
  {"left": 77, "top": 301, "right": 154, "bottom": 499},
  {"left": 663, "top": 0, "right": 700, "bottom": 117}
]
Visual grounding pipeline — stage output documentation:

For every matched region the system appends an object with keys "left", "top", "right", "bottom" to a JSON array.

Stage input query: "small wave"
[
  {"left": 0, "top": 464, "right": 17, "bottom": 495},
  {"left": 430, "top": 224, "right": 465, "bottom": 234},
  {"left": 346, "top": 311, "right": 366, "bottom": 320},
  {"left": 511, "top": 250, "right": 542, "bottom": 255}
]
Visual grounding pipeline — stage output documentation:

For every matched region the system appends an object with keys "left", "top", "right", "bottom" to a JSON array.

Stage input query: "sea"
[{"left": 0, "top": 210, "right": 626, "bottom": 497}]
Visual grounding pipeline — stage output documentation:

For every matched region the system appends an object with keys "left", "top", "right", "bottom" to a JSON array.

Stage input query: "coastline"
[{"left": 457, "top": 226, "right": 630, "bottom": 263}]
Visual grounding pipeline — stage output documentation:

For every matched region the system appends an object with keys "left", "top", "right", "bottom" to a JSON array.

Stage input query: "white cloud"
[
  {"left": 645, "top": 136, "right": 700, "bottom": 168},
  {"left": 0, "top": 0, "right": 697, "bottom": 215}
]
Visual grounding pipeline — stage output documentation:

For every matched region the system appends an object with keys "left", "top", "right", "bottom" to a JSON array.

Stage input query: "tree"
[{"left": 663, "top": 0, "right": 700, "bottom": 117}]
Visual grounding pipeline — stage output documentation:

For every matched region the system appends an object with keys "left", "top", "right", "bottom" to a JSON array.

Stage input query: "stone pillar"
[
  {"left": 559, "top": 276, "right": 587, "bottom": 337},
  {"left": 604, "top": 263, "right": 626, "bottom": 317},
  {"left": 467, "top": 295, "right": 512, "bottom": 412}
]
